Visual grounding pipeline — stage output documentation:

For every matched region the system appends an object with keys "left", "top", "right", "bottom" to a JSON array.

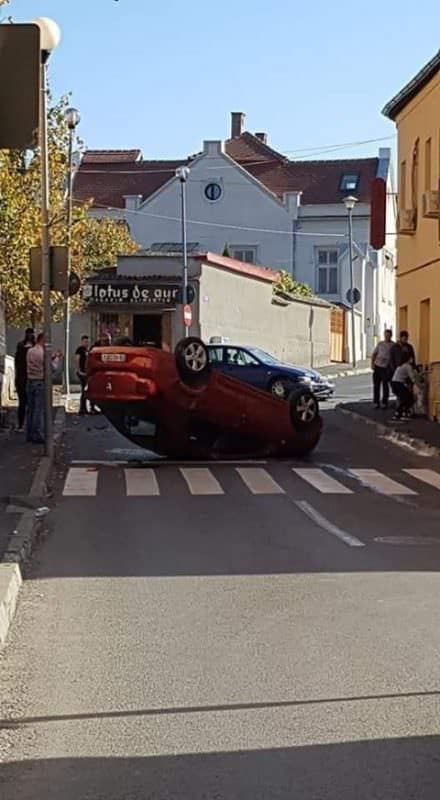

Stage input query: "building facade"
[
  {"left": 83, "top": 251, "right": 332, "bottom": 368},
  {"left": 383, "top": 50, "right": 440, "bottom": 417},
  {"left": 75, "top": 113, "right": 396, "bottom": 360}
]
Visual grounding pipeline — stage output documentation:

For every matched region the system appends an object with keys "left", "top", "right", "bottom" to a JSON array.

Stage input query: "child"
[{"left": 391, "top": 352, "right": 416, "bottom": 420}]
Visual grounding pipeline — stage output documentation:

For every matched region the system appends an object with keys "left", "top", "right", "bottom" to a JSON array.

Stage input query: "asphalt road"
[{"left": 1, "top": 374, "right": 440, "bottom": 799}]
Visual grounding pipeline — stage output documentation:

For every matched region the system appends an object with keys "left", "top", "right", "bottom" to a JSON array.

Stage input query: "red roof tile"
[
  {"left": 75, "top": 159, "right": 187, "bottom": 209},
  {"left": 75, "top": 133, "right": 379, "bottom": 210},
  {"left": 82, "top": 149, "right": 142, "bottom": 164}
]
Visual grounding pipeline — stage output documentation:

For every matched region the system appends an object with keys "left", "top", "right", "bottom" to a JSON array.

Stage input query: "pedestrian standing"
[
  {"left": 390, "top": 330, "right": 416, "bottom": 373},
  {"left": 371, "top": 329, "right": 394, "bottom": 409},
  {"left": 75, "top": 335, "right": 90, "bottom": 416},
  {"left": 14, "top": 327, "right": 35, "bottom": 431},
  {"left": 391, "top": 352, "right": 416, "bottom": 420},
  {"left": 26, "top": 334, "right": 62, "bottom": 444}
]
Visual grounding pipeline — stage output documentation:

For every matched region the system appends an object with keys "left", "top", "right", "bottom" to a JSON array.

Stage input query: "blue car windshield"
[{"left": 247, "top": 347, "right": 280, "bottom": 365}]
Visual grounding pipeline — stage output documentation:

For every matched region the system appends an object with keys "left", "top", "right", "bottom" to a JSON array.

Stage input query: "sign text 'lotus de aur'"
[{"left": 83, "top": 282, "right": 188, "bottom": 306}]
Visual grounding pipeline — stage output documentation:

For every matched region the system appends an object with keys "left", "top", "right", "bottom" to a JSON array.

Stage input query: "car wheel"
[
  {"left": 270, "top": 377, "right": 293, "bottom": 400},
  {"left": 289, "top": 388, "right": 319, "bottom": 430},
  {"left": 175, "top": 337, "right": 211, "bottom": 387}
]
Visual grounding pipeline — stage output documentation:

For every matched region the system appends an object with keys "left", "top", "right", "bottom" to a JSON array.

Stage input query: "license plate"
[{"left": 101, "top": 353, "right": 127, "bottom": 363}]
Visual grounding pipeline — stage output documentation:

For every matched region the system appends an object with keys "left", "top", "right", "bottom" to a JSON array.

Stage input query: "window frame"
[
  {"left": 316, "top": 248, "right": 339, "bottom": 295},
  {"left": 340, "top": 173, "right": 360, "bottom": 192},
  {"left": 231, "top": 246, "right": 258, "bottom": 264}
]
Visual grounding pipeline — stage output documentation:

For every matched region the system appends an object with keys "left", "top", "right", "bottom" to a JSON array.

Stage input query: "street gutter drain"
[{"left": 374, "top": 536, "right": 440, "bottom": 546}]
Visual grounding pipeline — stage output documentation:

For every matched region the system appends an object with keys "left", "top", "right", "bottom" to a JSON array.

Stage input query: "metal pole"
[
  {"left": 63, "top": 126, "right": 74, "bottom": 400},
  {"left": 40, "top": 58, "right": 53, "bottom": 458},
  {"left": 348, "top": 206, "right": 356, "bottom": 368},
  {"left": 180, "top": 176, "right": 188, "bottom": 338}
]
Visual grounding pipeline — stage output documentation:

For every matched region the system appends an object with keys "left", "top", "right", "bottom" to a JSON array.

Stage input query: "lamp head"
[{"left": 34, "top": 17, "right": 61, "bottom": 55}]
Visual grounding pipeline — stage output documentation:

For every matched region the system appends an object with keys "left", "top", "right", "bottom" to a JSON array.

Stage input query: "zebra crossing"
[{"left": 61, "top": 465, "right": 440, "bottom": 499}]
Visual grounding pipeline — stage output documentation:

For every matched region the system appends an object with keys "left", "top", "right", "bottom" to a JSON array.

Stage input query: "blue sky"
[{"left": 9, "top": 0, "right": 440, "bottom": 161}]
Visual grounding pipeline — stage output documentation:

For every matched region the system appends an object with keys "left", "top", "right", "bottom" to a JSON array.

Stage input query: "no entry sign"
[{"left": 183, "top": 304, "right": 192, "bottom": 327}]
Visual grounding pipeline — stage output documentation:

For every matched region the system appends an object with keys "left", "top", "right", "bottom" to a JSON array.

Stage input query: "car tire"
[
  {"left": 175, "top": 337, "right": 211, "bottom": 388},
  {"left": 269, "top": 377, "right": 293, "bottom": 400},
  {"left": 289, "top": 388, "right": 319, "bottom": 430}
]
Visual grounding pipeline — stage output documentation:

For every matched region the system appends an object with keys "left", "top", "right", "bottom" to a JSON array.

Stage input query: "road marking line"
[
  {"left": 180, "top": 468, "right": 224, "bottom": 495},
  {"left": 293, "top": 468, "right": 353, "bottom": 494},
  {"left": 63, "top": 467, "right": 98, "bottom": 496},
  {"left": 125, "top": 468, "right": 160, "bottom": 496},
  {"left": 404, "top": 469, "right": 440, "bottom": 491},
  {"left": 236, "top": 468, "right": 285, "bottom": 495},
  {"left": 295, "top": 500, "right": 365, "bottom": 548},
  {"left": 350, "top": 469, "right": 417, "bottom": 496}
]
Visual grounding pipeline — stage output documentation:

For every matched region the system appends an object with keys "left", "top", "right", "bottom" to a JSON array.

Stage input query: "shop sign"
[{"left": 83, "top": 282, "right": 183, "bottom": 306}]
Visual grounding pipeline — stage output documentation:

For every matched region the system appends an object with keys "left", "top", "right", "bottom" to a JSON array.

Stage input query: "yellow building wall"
[{"left": 394, "top": 69, "right": 440, "bottom": 414}]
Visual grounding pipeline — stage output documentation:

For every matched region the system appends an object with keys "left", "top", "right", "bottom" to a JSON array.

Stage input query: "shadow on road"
[{"left": 1, "top": 735, "right": 439, "bottom": 799}]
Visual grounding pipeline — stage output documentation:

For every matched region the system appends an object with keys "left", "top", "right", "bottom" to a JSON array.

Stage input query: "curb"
[
  {"left": 0, "top": 407, "right": 66, "bottom": 646},
  {"left": 336, "top": 405, "right": 440, "bottom": 458},
  {"left": 321, "top": 367, "right": 371, "bottom": 381}
]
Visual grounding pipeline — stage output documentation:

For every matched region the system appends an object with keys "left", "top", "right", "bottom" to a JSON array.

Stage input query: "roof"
[
  {"left": 76, "top": 133, "right": 380, "bottom": 210},
  {"left": 82, "top": 149, "right": 142, "bottom": 164},
  {"left": 75, "top": 159, "right": 187, "bottom": 209},
  {"left": 383, "top": 50, "right": 440, "bottom": 120}
]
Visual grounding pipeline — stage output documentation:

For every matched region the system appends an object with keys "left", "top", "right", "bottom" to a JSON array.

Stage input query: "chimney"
[
  {"left": 255, "top": 132, "right": 268, "bottom": 144},
  {"left": 231, "top": 112, "right": 245, "bottom": 139}
]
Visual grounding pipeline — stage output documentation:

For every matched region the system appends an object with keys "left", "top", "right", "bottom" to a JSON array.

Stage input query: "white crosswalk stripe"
[
  {"left": 404, "top": 469, "right": 440, "bottom": 490},
  {"left": 62, "top": 465, "right": 440, "bottom": 499},
  {"left": 350, "top": 469, "right": 417, "bottom": 495},
  {"left": 125, "top": 468, "right": 160, "bottom": 496},
  {"left": 180, "top": 468, "right": 224, "bottom": 495},
  {"left": 63, "top": 467, "right": 98, "bottom": 496},
  {"left": 293, "top": 468, "right": 353, "bottom": 494},
  {"left": 236, "top": 467, "right": 285, "bottom": 495}
]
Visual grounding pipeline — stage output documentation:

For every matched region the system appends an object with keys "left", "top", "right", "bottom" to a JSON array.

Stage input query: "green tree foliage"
[
  {"left": 273, "top": 270, "right": 314, "bottom": 299},
  {"left": 0, "top": 95, "right": 137, "bottom": 326}
]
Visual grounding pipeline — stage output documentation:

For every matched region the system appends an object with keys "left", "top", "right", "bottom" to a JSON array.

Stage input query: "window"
[
  {"left": 419, "top": 298, "right": 431, "bottom": 364},
  {"left": 232, "top": 247, "right": 257, "bottom": 264},
  {"left": 316, "top": 249, "right": 339, "bottom": 294},
  {"left": 425, "top": 138, "right": 432, "bottom": 191},
  {"left": 204, "top": 183, "right": 222, "bottom": 202},
  {"left": 400, "top": 161, "right": 407, "bottom": 209},
  {"left": 399, "top": 305, "right": 408, "bottom": 331},
  {"left": 208, "top": 347, "right": 224, "bottom": 364},
  {"left": 225, "top": 348, "right": 259, "bottom": 366},
  {"left": 340, "top": 174, "right": 359, "bottom": 192}
]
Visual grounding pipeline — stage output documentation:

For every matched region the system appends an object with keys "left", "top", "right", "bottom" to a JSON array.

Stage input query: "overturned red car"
[{"left": 86, "top": 337, "right": 322, "bottom": 459}]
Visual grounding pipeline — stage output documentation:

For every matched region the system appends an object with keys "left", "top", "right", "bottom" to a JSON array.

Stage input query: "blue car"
[{"left": 207, "top": 344, "right": 334, "bottom": 400}]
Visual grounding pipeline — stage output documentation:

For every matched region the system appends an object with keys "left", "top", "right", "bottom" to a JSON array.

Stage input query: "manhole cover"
[{"left": 374, "top": 536, "right": 440, "bottom": 546}]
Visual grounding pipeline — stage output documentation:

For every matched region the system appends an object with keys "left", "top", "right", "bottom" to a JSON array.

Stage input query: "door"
[
  {"left": 223, "top": 347, "right": 266, "bottom": 389},
  {"left": 133, "top": 314, "right": 162, "bottom": 348}
]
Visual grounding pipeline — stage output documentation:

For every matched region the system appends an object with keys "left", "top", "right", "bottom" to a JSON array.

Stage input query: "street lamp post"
[
  {"left": 35, "top": 17, "right": 61, "bottom": 458},
  {"left": 63, "top": 106, "right": 81, "bottom": 402},
  {"left": 343, "top": 195, "right": 358, "bottom": 369},
  {"left": 175, "top": 166, "right": 190, "bottom": 337}
]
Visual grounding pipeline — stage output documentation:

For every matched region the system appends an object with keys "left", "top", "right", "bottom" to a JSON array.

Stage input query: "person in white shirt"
[
  {"left": 371, "top": 329, "right": 394, "bottom": 409},
  {"left": 391, "top": 351, "right": 416, "bottom": 420}
]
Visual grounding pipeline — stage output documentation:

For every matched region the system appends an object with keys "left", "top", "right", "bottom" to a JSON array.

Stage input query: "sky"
[{"left": 7, "top": 0, "right": 440, "bottom": 162}]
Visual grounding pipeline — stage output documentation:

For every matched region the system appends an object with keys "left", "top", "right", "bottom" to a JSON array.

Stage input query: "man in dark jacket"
[
  {"left": 14, "top": 327, "right": 35, "bottom": 431},
  {"left": 390, "top": 330, "right": 416, "bottom": 373}
]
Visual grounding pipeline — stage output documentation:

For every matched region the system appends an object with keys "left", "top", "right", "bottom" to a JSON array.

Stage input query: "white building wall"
[
  {"left": 199, "top": 264, "right": 331, "bottom": 368},
  {"left": 118, "top": 143, "right": 296, "bottom": 272}
]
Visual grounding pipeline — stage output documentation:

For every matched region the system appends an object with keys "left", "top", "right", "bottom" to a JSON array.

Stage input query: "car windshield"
[{"left": 247, "top": 347, "right": 280, "bottom": 365}]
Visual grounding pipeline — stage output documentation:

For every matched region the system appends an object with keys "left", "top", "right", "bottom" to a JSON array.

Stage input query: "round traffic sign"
[
  {"left": 346, "top": 287, "right": 361, "bottom": 305},
  {"left": 183, "top": 304, "right": 192, "bottom": 327},
  {"left": 68, "top": 271, "right": 81, "bottom": 297}
]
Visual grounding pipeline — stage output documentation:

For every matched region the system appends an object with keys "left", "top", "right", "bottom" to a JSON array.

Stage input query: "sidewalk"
[
  {"left": 338, "top": 401, "right": 440, "bottom": 456},
  {"left": 0, "top": 414, "right": 45, "bottom": 561},
  {"left": 320, "top": 360, "right": 370, "bottom": 380}
]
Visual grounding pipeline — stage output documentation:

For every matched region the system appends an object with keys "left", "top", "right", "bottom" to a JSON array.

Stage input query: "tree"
[
  {"left": 273, "top": 270, "right": 314, "bottom": 299},
  {"left": 0, "top": 95, "right": 138, "bottom": 326},
  {"left": 222, "top": 243, "right": 231, "bottom": 257}
]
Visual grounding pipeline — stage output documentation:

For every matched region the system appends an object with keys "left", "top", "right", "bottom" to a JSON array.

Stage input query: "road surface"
[{"left": 1, "top": 375, "right": 440, "bottom": 799}]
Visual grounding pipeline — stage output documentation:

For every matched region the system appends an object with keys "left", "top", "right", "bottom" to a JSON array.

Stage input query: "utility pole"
[
  {"left": 344, "top": 195, "right": 358, "bottom": 368},
  {"left": 63, "top": 107, "right": 80, "bottom": 402}
]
